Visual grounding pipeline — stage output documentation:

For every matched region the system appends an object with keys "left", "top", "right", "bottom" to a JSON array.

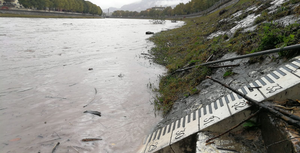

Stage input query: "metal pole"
[
  {"left": 201, "top": 44, "right": 300, "bottom": 66},
  {"left": 175, "top": 44, "right": 300, "bottom": 73}
]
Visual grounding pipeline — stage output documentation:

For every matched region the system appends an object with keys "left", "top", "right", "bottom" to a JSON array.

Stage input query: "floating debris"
[
  {"left": 83, "top": 110, "right": 101, "bottom": 117},
  {"left": 118, "top": 73, "right": 124, "bottom": 78},
  {"left": 82, "top": 138, "right": 102, "bottom": 142},
  {"left": 51, "top": 142, "right": 60, "bottom": 153},
  {"left": 146, "top": 31, "right": 154, "bottom": 35}
]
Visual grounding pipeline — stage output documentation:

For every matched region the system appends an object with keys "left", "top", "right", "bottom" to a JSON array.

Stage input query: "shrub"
[
  {"left": 223, "top": 34, "right": 229, "bottom": 40},
  {"left": 254, "top": 15, "right": 265, "bottom": 24},
  {"left": 233, "top": 28, "right": 243, "bottom": 38},
  {"left": 219, "top": 9, "right": 227, "bottom": 16}
]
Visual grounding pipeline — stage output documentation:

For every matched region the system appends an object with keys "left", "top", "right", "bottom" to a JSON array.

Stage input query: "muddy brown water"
[{"left": 0, "top": 18, "right": 184, "bottom": 153}]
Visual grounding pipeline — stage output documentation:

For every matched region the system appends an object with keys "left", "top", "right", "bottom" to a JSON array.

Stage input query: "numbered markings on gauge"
[
  {"left": 144, "top": 123, "right": 174, "bottom": 153},
  {"left": 285, "top": 61, "right": 300, "bottom": 77},
  {"left": 170, "top": 111, "right": 200, "bottom": 144},
  {"left": 253, "top": 67, "right": 300, "bottom": 99},
  {"left": 199, "top": 99, "right": 231, "bottom": 130},
  {"left": 226, "top": 92, "right": 250, "bottom": 114}
]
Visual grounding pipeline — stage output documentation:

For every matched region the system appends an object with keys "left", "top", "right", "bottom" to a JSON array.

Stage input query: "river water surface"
[{"left": 0, "top": 18, "right": 183, "bottom": 153}]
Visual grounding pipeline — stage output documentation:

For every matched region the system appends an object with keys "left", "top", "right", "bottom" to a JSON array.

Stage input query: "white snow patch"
[
  {"left": 219, "top": 18, "right": 229, "bottom": 23},
  {"left": 270, "top": 0, "right": 287, "bottom": 6},
  {"left": 207, "top": 0, "right": 297, "bottom": 39},
  {"left": 256, "top": 4, "right": 264, "bottom": 11},
  {"left": 246, "top": 5, "right": 258, "bottom": 12},
  {"left": 231, "top": 10, "right": 242, "bottom": 18},
  {"left": 243, "top": 25, "right": 258, "bottom": 32},
  {"left": 230, "top": 14, "right": 261, "bottom": 34},
  {"left": 208, "top": 13, "right": 261, "bottom": 39},
  {"left": 274, "top": 15, "right": 300, "bottom": 26},
  {"left": 268, "top": 0, "right": 288, "bottom": 13},
  {"left": 207, "top": 31, "right": 227, "bottom": 39}
]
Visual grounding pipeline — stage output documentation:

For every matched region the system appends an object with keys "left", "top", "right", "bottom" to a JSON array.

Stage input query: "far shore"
[
  {"left": 0, "top": 9, "right": 102, "bottom": 18},
  {"left": 0, "top": 13, "right": 102, "bottom": 18}
]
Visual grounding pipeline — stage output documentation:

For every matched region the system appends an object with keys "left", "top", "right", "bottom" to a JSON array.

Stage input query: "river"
[{"left": 0, "top": 18, "right": 184, "bottom": 153}]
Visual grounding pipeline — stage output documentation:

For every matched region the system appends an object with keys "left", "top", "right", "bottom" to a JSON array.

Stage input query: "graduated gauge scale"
[{"left": 139, "top": 56, "right": 300, "bottom": 153}]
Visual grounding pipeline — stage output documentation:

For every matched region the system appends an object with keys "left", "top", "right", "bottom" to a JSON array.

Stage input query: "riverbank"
[
  {"left": 149, "top": 0, "right": 300, "bottom": 115},
  {"left": 0, "top": 9, "right": 101, "bottom": 18},
  {"left": 145, "top": 0, "right": 300, "bottom": 152}
]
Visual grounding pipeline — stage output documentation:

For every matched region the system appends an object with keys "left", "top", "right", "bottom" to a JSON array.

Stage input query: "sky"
[{"left": 88, "top": 0, "right": 142, "bottom": 9}]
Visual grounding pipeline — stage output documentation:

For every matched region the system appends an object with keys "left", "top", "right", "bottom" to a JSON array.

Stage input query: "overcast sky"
[{"left": 88, "top": 0, "right": 142, "bottom": 9}]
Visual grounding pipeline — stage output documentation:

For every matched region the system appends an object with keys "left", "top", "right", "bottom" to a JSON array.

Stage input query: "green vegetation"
[
  {"left": 14, "top": 0, "right": 102, "bottom": 15},
  {"left": 251, "top": 23, "right": 299, "bottom": 57},
  {"left": 149, "top": 0, "right": 300, "bottom": 114},
  {"left": 243, "top": 120, "right": 260, "bottom": 128},
  {"left": 223, "top": 70, "right": 234, "bottom": 78},
  {"left": 112, "top": 0, "right": 222, "bottom": 17}
]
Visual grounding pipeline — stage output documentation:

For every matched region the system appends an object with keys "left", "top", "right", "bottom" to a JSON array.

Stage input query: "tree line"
[
  {"left": 15, "top": 0, "right": 102, "bottom": 15},
  {"left": 112, "top": 0, "right": 221, "bottom": 17}
]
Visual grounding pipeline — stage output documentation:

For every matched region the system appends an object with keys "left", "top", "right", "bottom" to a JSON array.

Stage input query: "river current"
[{"left": 0, "top": 18, "right": 184, "bottom": 153}]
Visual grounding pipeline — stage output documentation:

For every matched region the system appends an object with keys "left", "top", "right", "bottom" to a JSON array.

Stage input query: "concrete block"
[{"left": 157, "top": 134, "right": 197, "bottom": 153}]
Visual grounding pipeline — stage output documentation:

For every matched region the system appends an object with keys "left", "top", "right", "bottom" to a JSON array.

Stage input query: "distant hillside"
[{"left": 120, "top": 0, "right": 190, "bottom": 11}]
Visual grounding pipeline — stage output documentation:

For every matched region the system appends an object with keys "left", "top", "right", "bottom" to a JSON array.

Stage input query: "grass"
[{"left": 149, "top": 0, "right": 300, "bottom": 115}]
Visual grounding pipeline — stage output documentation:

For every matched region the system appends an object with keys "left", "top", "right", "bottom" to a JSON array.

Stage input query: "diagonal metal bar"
[{"left": 174, "top": 44, "right": 300, "bottom": 73}]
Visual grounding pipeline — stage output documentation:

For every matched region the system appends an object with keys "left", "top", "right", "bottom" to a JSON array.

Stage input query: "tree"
[
  {"left": 140, "top": 10, "right": 148, "bottom": 16},
  {"left": 19, "top": 0, "right": 31, "bottom": 8},
  {"left": 75, "top": 0, "right": 84, "bottom": 13},
  {"left": 163, "top": 6, "right": 173, "bottom": 16},
  {"left": 44, "top": 0, "right": 53, "bottom": 10},
  {"left": 53, "top": 0, "right": 65, "bottom": 11},
  {"left": 173, "top": 3, "right": 186, "bottom": 15},
  {"left": 17, "top": 0, "right": 102, "bottom": 15}
]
